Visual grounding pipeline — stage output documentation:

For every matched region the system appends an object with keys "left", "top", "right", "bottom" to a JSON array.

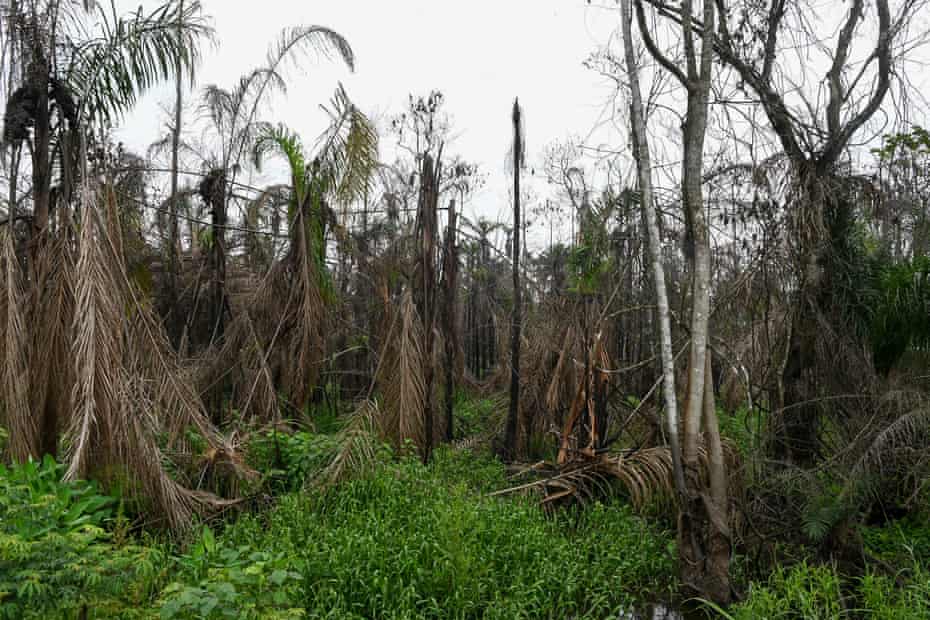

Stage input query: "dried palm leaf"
[
  {"left": 0, "top": 229, "right": 35, "bottom": 460},
  {"left": 377, "top": 289, "right": 428, "bottom": 452}
]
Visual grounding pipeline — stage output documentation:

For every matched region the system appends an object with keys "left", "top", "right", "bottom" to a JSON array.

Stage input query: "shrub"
[
  {"left": 159, "top": 527, "right": 304, "bottom": 620},
  {"left": 0, "top": 457, "right": 167, "bottom": 619},
  {"left": 246, "top": 430, "right": 341, "bottom": 492}
]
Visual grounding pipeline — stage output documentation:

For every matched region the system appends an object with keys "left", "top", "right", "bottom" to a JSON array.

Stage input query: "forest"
[{"left": 2, "top": 0, "right": 930, "bottom": 618}]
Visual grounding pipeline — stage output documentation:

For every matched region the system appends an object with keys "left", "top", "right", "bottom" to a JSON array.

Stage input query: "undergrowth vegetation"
[
  {"left": 1, "top": 415, "right": 677, "bottom": 619},
  {"left": 3, "top": 404, "right": 930, "bottom": 618},
  {"left": 4, "top": 390, "right": 930, "bottom": 618}
]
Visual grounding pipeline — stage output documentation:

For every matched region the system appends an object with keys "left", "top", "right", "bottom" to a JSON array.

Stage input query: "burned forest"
[{"left": 3, "top": 0, "right": 930, "bottom": 618}]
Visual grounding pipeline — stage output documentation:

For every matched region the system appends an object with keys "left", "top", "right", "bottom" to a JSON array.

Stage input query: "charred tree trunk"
[
  {"left": 199, "top": 169, "right": 228, "bottom": 423},
  {"left": 504, "top": 99, "right": 523, "bottom": 462},
  {"left": 166, "top": 0, "right": 184, "bottom": 344},
  {"left": 29, "top": 51, "right": 58, "bottom": 458},
  {"left": 414, "top": 154, "right": 440, "bottom": 463},
  {"left": 441, "top": 199, "right": 460, "bottom": 442}
]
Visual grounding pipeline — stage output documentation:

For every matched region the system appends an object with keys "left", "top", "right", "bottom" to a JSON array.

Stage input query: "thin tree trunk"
[
  {"left": 621, "top": 0, "right": 686, "bottom": 503},
  {"left": 504, "top": 99, "right": 523, "bottom": 462},
  {"left": 632, "top": 0, "right": 730, "bottom": 602},
  {"left": 167, "top": 0, "right": 184, "bottom": 341},
  {"left": 441, "top": 199, "right": 459, "bottom": 442}
]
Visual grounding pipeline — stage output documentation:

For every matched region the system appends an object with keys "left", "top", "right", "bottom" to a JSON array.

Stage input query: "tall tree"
[
  {"left": 1, "top": 0, "right": 211, "bottom": 458},
  {"left": 166, "top": 0, "right": 186, "bottom": 341},
  {"left": 639, "top": 0, "right": 924, "bottom": 464},
  {"left": 503, "top": 98, "right": 524, "bottom": 462},
  {"left": 441, "top": 198, "right": 460, "bottom": 442},
  {"left": 634, "top": 0, "right": 731, "bottom": 602},
  {"left": 620, "top": 0, "right": 686, "bottom": 525}
]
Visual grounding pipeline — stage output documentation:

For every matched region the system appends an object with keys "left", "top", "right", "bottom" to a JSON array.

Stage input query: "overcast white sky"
[
  {"left": 114, "top": 0, "right": 626, "bottom": 247},
  {"left": 110, "top": 0, "right": 930, "bottom": 251}
]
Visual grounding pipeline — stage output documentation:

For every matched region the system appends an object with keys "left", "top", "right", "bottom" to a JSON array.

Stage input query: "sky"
[
  {"left": 113, "top": 0, "right": 627, "bottom": 248},
  {"left": 109, "top": 0, "right": 930, "bottom": 252}
]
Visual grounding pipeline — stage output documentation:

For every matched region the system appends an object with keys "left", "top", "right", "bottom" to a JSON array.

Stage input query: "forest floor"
[{"left": 1, "top": 396, "right": 929, "bottom": 619}]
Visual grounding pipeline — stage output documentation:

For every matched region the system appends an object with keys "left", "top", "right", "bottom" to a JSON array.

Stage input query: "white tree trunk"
[{"left": 620, "top": 0, "right": 686, "bottom": 501}]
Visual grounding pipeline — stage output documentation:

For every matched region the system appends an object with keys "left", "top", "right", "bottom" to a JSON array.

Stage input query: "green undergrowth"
[
  {"left": 722, "top": 559, "right": 930, "bottom": 619},
  {"left": 208, "top": 447, "right": 676, "bottom": 619},
  {"left": 1, "top": 436, "right": 675, "bottom": 618},
  {"left": 0, "top": 456, "right": 167, "bottom": 619},
  {"left": 5, "top": 395, "right": 930, "bottom": 619}
]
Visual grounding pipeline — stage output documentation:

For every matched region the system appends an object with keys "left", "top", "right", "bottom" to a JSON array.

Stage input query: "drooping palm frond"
[
  {"left": 847, "top": 390, "right": 930, "bottom": 500},
  {"left": 252, "top": 123, "right": 307, "bottom": 204},
  {"left": 64, "top": 183, "right": 242, "bottom": 529},
  {"left": 28, "top": 235, "right": 76, "bottom": 459},
  {"left": 0, "top": 229, "right": 34, "bottom": 460},
  {"left": 377, "top": 289, "right": 428, "bottom": 452},
  {"left": 68, "top": 0, "right": 212, "bottom": 128},
  {"left": 66, "top": 186, "right": 130, "bottom": 481},
  {"left": 318, "top": 84, "right": 379, "bottom": 208},
  {"left": 314, "top": 400, "right": 383, "bottom": 488},
  {"left": 267, "top": 26, "right": 354, "bottom": 78},
  {"left": 197, "top": 308, "right": 282, "bottom": 424}
]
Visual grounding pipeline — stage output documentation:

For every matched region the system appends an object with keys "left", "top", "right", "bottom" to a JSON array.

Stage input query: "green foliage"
[
  {"left": 0, "top": 456, "right": 116, "bottom": 541},
  {"left": 873, "top": 125, "right": 930, "bottom": 161},
  {"left": 451, "top": 393, "right": 498, "bottom": 440},
  {"left": 800, "top": 484, "right": 848, "bottom": 544},
  {"left": 858, "top": 567, "right": 930, "bottom": 620},
  {"left": 246, "top": 430, "right": 341, "bottom": 492},
  {"left": 728, "top": 562, "right": 844, "bottom": 620},
  {"left": 0, "top": 457, "right": 166, "bottom": 619},
  {"left": 221, "top": 447, "right": 675, "bottom": 618},
  {"left": 716, "top": 406, "right": 762, "bottom": 458},
  {"left": 728, "top": 559, "right": 930, "bottom": 620},
  {"left": 69, "top": 0, "right": 212, "bottom": 128},
  {"left": 863, "top": 511, "right": 930, "bottom": 566},
  {"left": 864, "top": 255, "right": 930, "bottom": 374},
  {"left": 159, "top": 527, "right": 304, "bottom": 620},
  {"left": 568, "top": 241, "right": 612, "bottom": 295}
]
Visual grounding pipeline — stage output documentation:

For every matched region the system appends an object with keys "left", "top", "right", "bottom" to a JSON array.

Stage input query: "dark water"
[{"left": 618, "top": 604, "right": 686, "bottom": 619}]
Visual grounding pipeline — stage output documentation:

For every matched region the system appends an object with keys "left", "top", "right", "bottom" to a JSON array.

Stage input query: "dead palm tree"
[{"left": 1, "top": 0, "right": 211, "bottom": 459}]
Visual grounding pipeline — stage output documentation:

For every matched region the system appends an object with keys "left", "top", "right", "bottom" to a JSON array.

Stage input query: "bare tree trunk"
[
  {"left": 504, "top": 98, "right": 523, "bottom": 462},
  {"left": 633, "top": 0, "right": 730, "bottom": 602},
  {"left": 167, "top": 0, "right": 184, "bottom": 341},
  {"left": 621, "top": 0, "right": 686, "bottom": 504},
  {"left": 441, "top": 199, "right": 460, "bottom": 442}
]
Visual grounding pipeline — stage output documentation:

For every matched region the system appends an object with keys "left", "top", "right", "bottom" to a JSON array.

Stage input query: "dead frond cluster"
[{"left": 0, "top": 183, "right": 246, "bottom": 530}]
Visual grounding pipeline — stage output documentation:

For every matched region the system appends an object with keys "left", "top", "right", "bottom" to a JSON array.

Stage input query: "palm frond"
[
  {"left": 377, "top": 289, "right": 428, "bottom": 452},
  {"left": 314, "top": 400, "right": 383, "bottom": 488},
  {"left": 318, "top": 84, "right": 379, "bottom": 207},
  {"left": 66, "top": 186, "right": 128, "bottom": 481},
  {"left": 0, "top": 229, "right": 35, "bottom": 460},
  {"left": 267, "top": 26, "right": 354, "bottom": 76},
  {"left": 28, "top": 236, "right": 76, "bottom": 461},
  {"left": 252, "top": 122, "right": 307, "bottom": 201},
  {"left": 68, "top": 0, "right": 212, "bottom": 128},
  {"left": 65, "top": 184, "right": 241, "bottom": 529}
]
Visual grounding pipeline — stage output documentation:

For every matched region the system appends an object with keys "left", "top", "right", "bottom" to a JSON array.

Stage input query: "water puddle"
[{"left": 618, "top": 603, "right": 686, "bottom": 619}]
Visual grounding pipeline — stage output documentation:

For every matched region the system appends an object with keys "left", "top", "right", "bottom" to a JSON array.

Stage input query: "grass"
[
  {"left": 217, "top": 447, "right": 676, "bottom": 619},
  {"left": 4, "top": 395, "right": 930, "bottom": 619},
  {"left": 0, "top": 427, "right": 675, "bottom": 618}
]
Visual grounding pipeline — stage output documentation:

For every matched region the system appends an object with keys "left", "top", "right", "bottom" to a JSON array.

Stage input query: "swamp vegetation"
[{"left": 2, "top": 0, "right": 930, "bottom": 617}]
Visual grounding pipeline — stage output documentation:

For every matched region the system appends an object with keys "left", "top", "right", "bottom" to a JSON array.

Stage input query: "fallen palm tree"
[{"left": 492, "top": 444, "right": 731, "bottom": 514}]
